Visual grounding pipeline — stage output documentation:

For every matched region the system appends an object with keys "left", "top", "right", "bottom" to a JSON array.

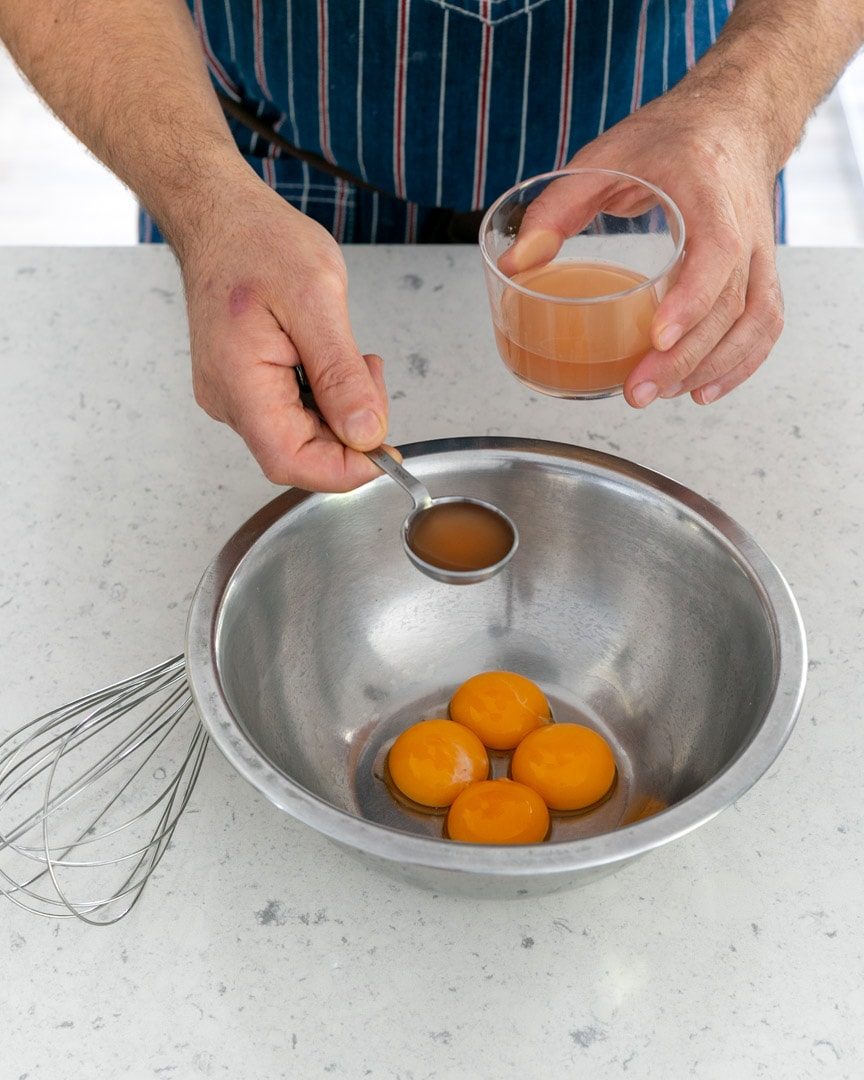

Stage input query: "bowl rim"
[{"left": 185, "top": 437, "right": 807, "bottom": 877}]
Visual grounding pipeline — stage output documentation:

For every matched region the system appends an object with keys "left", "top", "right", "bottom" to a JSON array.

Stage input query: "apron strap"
[
  {"left": 216, "top": 90, "right": 484, "bottom": 242},
  {"left": 216, "top": 90, "right": 390, "bottom": 196}
]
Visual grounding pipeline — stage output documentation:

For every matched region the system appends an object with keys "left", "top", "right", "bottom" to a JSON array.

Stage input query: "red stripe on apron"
[
  {"left": 472, "top": 2, "right": 494, "bottom": 210},
  {"left": 193, "top": 0, "right": 241, "bottom": 100},
  {"left": 393, "top": 0, "right": 411, "bottom": 199},
  {"left": 685, "top": 0, "right": 696, "bottom": 69},
  {"left": 554, "top": 0, "right": 576, "bottom": 168},
  {"left": 333, "top": 178, "right": 347, "bottom": 242},
  {"left": 318, "top": 0, "right": 335, "bottom": 162},
  {"left": 252, "top": 0, "right": 272, "bottom": 98},
  {"left": 630, "top": 0, "right": 649, "bottom": 112}
]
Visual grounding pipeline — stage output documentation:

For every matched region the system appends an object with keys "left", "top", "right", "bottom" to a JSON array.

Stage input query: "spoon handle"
[
  {"left": 293, "top": 365, "right": 432, "bottom": 509},
  {"left": 364, "top": 446, "right": 432, "bottom": 510}
]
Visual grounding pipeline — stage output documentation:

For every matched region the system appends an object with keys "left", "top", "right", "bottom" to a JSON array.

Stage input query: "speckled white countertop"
[{"left": 1, "top": 247, "right": 862, "bottom": 1080}]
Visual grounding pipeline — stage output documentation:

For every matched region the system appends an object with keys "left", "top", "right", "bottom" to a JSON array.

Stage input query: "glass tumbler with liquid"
[{"left": 480, "top": 169, "right": 685, "bottom": 399}]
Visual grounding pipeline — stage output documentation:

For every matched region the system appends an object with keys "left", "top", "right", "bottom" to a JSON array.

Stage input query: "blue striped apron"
[{"left": 140, "top": 0, "right": 785, "bottom": 243}]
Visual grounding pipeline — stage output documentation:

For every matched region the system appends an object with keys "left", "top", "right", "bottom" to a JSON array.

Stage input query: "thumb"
[
  {"left": 498, "top": 170, "right": 611, "bottom": 276},
  {"left": 498, "top": 169, "right": 659, "bottom": 277},
  {"left": 290, "top": 286, "right": 388, "bottom": 451}
]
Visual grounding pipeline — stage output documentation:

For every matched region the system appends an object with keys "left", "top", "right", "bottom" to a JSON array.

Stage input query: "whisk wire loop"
[{"left": 0, "top": 654, "right": 207, "bottom": 923}]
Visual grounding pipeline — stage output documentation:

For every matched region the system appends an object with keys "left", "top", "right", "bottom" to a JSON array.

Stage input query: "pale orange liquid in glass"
[{"left": 494, "top": 260, "right": 658, "bottom": 397}]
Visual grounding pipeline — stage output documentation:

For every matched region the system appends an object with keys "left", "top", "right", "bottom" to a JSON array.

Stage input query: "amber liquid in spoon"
[{"left": 407, "top": 502, "right": 514, "bottom": 573}]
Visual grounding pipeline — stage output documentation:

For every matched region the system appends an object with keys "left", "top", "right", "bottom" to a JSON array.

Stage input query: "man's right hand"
[
  {"left": 0, "top": 0, "right": 390, "bottom": 491},
  {"left": 178, "top": 175, "right": 389, "bottom": 491}
]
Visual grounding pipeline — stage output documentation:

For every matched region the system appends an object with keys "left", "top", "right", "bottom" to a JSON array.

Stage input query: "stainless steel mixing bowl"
[{"left": 186, "top": 438, "right": 806, "bottom": 898}]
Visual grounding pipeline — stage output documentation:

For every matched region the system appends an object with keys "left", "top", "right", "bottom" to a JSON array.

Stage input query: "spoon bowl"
[
  {"left": 402, "top": 495, "right": 519, "bottom": 585},
  {"left": 296, "top": 367, "right": 519, "bottom": 584}
]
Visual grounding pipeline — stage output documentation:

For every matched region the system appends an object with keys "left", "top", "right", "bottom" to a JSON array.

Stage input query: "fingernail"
[
  {"left": 700, "top": 385, "right": 721, "bottom": 405},
  {"left": 344, "top": 409, "right": 383, "bottom": 446},
  {"left": 659, "top": 382, "right": 683, "bottom": 399},
  {"left": 657, "top": 323, "right": 684, "bottom": 351},
  {"left": 632, "top": 381, "right": 658, "bottom": 408},
  {"left": 503, "top": 228, "right": 560, "bottom": 274}
]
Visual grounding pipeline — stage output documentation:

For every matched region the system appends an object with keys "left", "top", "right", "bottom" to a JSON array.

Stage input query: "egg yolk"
[
  {"left": 387, "top": 719, "right": 489, "bottom": 809},
  {"left": 511, "top": 723, "right": 616, "bottom": 811},
  {"left": 446, "top": 779, "right": 550, "bottom": 844},
  {"left": 449, "top": 671, "right": 551, "bottom": 751}
]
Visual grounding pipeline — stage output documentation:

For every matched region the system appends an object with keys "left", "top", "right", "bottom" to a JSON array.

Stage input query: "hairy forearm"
[
  {"left": 676, "top": 0, "right": 864, "bottom": 168},
  {"left": 0, "top": 0, "right": 253, "bottom": 253}
]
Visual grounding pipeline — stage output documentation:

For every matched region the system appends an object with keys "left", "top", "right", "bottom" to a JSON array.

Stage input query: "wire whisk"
[{"left": 0, "top": 656, "right": 206, "bottom": 925}]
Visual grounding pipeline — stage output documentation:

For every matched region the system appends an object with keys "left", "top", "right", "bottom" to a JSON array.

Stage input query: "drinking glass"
[{"left": 479, "top": 169, "right": 685, "bottom": 399}]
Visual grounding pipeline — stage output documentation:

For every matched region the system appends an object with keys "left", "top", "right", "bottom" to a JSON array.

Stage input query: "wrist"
[
  {"left": 676, "top": 61, "right": 801, "bottom": 174},
  {"left": 673, "top": 0, "right": 864, "bottom": 175},
  {"left": 150, "top": 148, "right": 263, "bottom": 262}
]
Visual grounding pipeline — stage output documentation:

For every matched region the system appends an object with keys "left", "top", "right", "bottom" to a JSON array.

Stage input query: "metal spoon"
[{"left": 294, "top": 365, "right": 518, "bottom": 585}]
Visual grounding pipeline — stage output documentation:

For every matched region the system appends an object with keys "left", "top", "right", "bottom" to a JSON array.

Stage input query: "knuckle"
[
  {"left": 682, "top": 137, "right": 718, "bottom": 175},
  {"left": 192, "top": 375, "right": 220, "bottom": 418},
  {"left": 711, "top": 351, "right": 744, "bottom": 385},
  {"left": 728, "top": 282, "right": 747, "bottom": 320},
  {"left": 722, "top": 356, "right": 763, "bottom": 396},
  {"left": 682, "top": 357, "right": 722, "bottom": 390},
  {"left": 764, "top": 310, "right": 784, "bottom": 342},
  {"left": 689, "top": 136, "right": 729, "bottom": 173},
  {"left": 682, "top": 338, "right": 746, "bottom": 391},
  {"left": 712, "top": 280, "right": 746, "bottom": 325},
  {"left": 765, "top": 291, "right": 785, "bottom": 336},
  {"left": 254, "top": 444, "right": 294, "bottom": 486},
  {"left": 314, "top": 358, "right": 363, "bottom": 398},
  {"left": 750, "top": 297, "right": 784, "bottom": 344},
  {"left": 696, "top": 195, "right": 744, "bottom": 259},
  {"left": 725, "top": 231, "right": 746, "bottom": 264},
  {"left": 709, "top": 223, "right": 744, "bottom": 264},
  {"left": 685, "top": 285, "right": 716, "bottom": 323},
  {"left": 747, "top": 338, "right": 774, "bottom": 371},
  {"left": 296, "top": 269, "right": 347, "bottom": 312},
  {"left": 714, "top": 332, "right": 771, "bottom": 388},
  {"left": 313, "top": 265, "right": 348, "bottom": 300},
  {"left": 704, "top": 343, "right": 770, "bottom": 398},
  {"left": 260, "top": 460, "right": 289, "bottom": 485},
  {"left": 685, "top": 138, "right": 742, "bottom": 200},
  {"left": 666, "top": 345, "right": 701, "bottom": 381},
  {"left": 720, "top": 336, "right": 750, "bottom": 373}
]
